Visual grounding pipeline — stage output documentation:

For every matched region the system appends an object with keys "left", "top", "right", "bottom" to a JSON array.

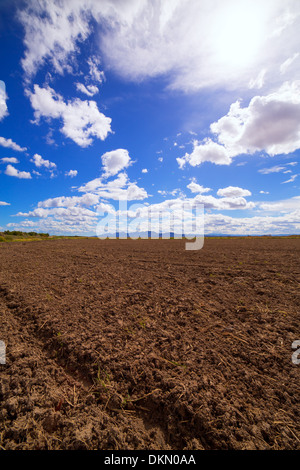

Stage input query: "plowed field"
[{"left": 0, "top": 238, "right": 299, "bottom": 450}]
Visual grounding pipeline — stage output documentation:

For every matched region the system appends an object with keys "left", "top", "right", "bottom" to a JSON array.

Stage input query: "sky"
[{"left": 0, "top": 0, "right": 300, "bottom": 236}]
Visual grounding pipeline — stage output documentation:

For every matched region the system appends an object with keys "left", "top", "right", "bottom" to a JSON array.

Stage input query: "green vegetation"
[
  {"left": 0, "top": 230, "right": 50, "bottom": 242},
  {"left": 0, "top": 230, "right": 93, "bottom": 243}
]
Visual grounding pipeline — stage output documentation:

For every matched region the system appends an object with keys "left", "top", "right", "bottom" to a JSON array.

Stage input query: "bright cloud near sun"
[
  {"left": 210, "top": 1, "right": 266, "bottom": 70},
  {"left": 16, "top": 0, "right": 300, "bottom": 92}
]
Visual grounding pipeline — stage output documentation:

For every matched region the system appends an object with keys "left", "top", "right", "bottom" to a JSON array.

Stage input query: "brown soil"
[{"left": 0, "top": 238, "right": 299, "bottom": 450}]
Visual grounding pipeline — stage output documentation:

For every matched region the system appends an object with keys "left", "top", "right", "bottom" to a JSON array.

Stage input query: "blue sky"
[{"left": 0, "top": 0, "right": 299, "bottom": 236}]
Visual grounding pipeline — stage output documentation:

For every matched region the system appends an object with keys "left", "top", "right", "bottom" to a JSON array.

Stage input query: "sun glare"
[{"left": 213, "top": 4, "right": 266, "bottom": 70}]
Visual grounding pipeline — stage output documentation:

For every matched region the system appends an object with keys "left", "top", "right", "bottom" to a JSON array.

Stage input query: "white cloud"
[
  {"left": 1, "top": 157, "right": 19, "bottom": 164},
  {"left": 65, "top": 170, "right": 78, "bottom": 177},
  {"left": 193, "top": 194, "right": 255, "bottom": 211},
  {"left": 87, "top": 56, "right": 105, "bottom": 84},
  {"left": 210, "top": 81, "right": 300, "bottom": 158},
  {"left": 18, "top": 0, "right": 91, "bottom": 79},
  {"left": 17, "top": 206, "right": 98, "bottom": 219},
  {"left": 187, "top": 181, "right": 211, "bottom": 194},
  {"left": 0, "top": 81, "right": 8, "bottom": 121},
  {"left": 179, "top": 81, "right": 300, "bottom": 169},
  {"left": 141, "top": 168, "right": 148, "bottom": 173},
  {"left": 5, "top": 164, "right": 31, "bottom": 179},
  {"left": 98, "top": 0, "right": 300, "bottom": 92},
  {"left": 178, "top": 138, "right": 231, "bottom": 168},
  {"left": 150, "top": 191, "right": 255, "bottom": 212},
  {"left": 78, "top": 171, "right": 148, "bottom": 201},
  {"left": 101, "top": 149, "right": 132, "bottom": 178},
  {"left": 158, "top": 188, "right": 182, "bottom": 197},
  {"left": 0, "top": 201, "right": 10, "bottom": 206},
  {"left": 259, "top": 165, "right": 287, "bottom": 174},
  {"left": 75, "top": 83, "right": 99, "bottom": 97},
  {"left": 31, "top": 153, "right": 56, "bottom": 169},
  {"left": 257, "top": 161, "right": 298, "bottom": 184},
  {"left": 12, "top": 167, "right": 147, "bottom": 235},
  {"left": 12, "top": 198, "right": 300, "bottom": 236},
  {"left": 38, "top": 193, "right": 99, "bottom": 209},
  {"left": 27, "top": 85, "right": 112, "bottom": 147},
  {"left": 259, "top": 196, "right": 300, "bottom": 212},
  {"left": 217, "top": 186, "right": 252, "bottom": 198},
  {"left": 280, "top": 53, "right": 299, "bottom": 75},
  {"left": 0, "top": 137, "right": 27, "bottom": 152},
  {"left": 17, "top": 0, "right": 300, "bottom": 92},
  {"left": 248, "top": 69, "right": 267, "bottom": 89},
  {"left": 281, "top": 174, "right": 298, "bottom": 184},
  {"left": 204, "top": 210, "right": 300, "bottom": 235}
]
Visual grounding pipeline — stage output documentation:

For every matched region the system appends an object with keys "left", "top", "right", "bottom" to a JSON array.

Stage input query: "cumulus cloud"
[
  {"left": 0, "top": 137, "right": 27, "bottom": 152},
  {"left": 12, "top": 169, "right": 147, "bottom": 235},
  {"left": 4, "top": 164, "right": 31, "bottom": 179},
  {"left": 141, "top": 168, "right": 148, "bottom": 173},
  {"left": 65, "top": 169, "right": 78, "bottom": 177},
  {"left": 180, "top": 81, "right": 300, "bottom": 169},
  {"left": 158, "top": 189, "right": 183, "bottom": 197},
  {"left": 193, "top": 194, "right": 255, "bottom": 211},
  {"left": 101, "top": 149, "right": 132, "bottom": 178},
  {"left": 187, "top": 181, "right": 211, "bottom": 194},
  {"left": 178, "top": 139, "right": 231, "bottom": 168},
  {"left": 210, "top": 81, "right": 300, "bottom": 157},
  {"left": 78, "top": 171, "right": 148, "bottom": 201},
  {"left": 31, "top": 153, "right": 56, "bottom": 169},
  {"left": 1, "top": 157, "right": 19, "bottom": 164},
  {"left": 27, "top": 85, "right": 112, "bottom": 147},
  {"left": 7, "top": 218, "right": 97, "bottom": 235},
  {"left": 38, "top": 193, "right": 99, "bottom": 209},
  {"left": 217, "top": 186, "right": 252, "bottom": 198},
  {"left": 11, "top": 206, "right": 300, "bottom": 236},
  {"left": 0, "top": 81, "right": 8, "bottom": 121},
  {"left": 17, "top": 206, "right": 98, "bottom": 220},
  {"left": 0, "top": 201, "right": 10, "bottom": 206}
]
